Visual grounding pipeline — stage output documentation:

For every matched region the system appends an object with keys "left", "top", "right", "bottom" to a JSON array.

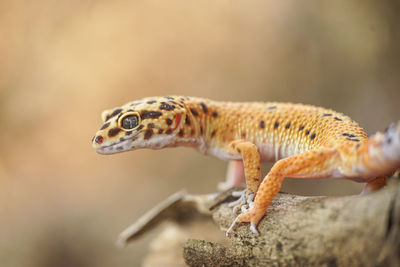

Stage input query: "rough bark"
[{"left": 120, "top": 178, "right": 400, "bottom": 267}]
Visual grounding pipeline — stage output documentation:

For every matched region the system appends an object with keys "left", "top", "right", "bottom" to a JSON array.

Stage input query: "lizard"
[{"left": 92, "top": 96, "right": 400, "bottom": 236}]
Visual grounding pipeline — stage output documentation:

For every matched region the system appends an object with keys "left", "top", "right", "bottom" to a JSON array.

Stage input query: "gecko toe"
[
  {"left": 250, "top": 223, "right": 259, "bottom": 236},
  {"left": 231, "top": 190, "right": 245, "bottom": 198},
  {"left": 241, "top": 204, "right": 250, "bottom": 213},
  {"left": 226, "top": 218, "right": 239, "bottom": 238},
  {"left": 228, "top": 191, "right": 255, "bottom": 215}
]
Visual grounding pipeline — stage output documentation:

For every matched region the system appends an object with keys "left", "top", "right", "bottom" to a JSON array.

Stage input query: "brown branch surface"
[{"left": 121, "top": 179, "right": 400, "bottom": 266}]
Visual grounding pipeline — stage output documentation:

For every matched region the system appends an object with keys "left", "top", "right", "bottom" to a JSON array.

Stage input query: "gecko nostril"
[{"left": 95, "top": 135, "right": 104, "bottom": 144}]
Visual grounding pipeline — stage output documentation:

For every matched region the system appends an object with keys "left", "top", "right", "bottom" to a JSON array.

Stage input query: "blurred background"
[{"left": 1, "top": 0, "right": 399, "bottom": 266}]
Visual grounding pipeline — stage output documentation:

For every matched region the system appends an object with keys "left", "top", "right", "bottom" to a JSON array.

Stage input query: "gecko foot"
[
  {"left": 228, "top": 190, "right": 255, "bottom": 214},
  {"left": 226, "top": 210, "right": 260, "bottom": 237}
]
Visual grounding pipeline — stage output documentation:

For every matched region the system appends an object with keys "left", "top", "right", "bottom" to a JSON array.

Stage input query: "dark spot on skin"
[
  {"left": 166, "top": 129, "right": 172, "bottom": 135},
  {"left": 334, "top": 117, "right": 342, "bottom": 121},
  {"left": 200, "top": 126, "right": 203, "bottom": 135},
  {"left": 137, "top": 125, "right": 144, "bottom": 131},
  {"left": 257, "top": 166, "right": 261, "bottom": 170},
  {"left": 274, "top": 121, "right": 279, "bottom": 129},
  {"left": 212, "top": 111, "right": 218, "bottom": 118},
  {"left": 144, "top": 129, "right": 154, "bottom": 140},
  {"left": 310, "top": 133, "right": 316, "bottom": 140},
  {"left": 347, "top": 138, "right": 360, "bottom": 142},
  {"left": 260, "top": 120, "right": 265, "bottom": 129},
  {"left": 305, "top": 130, "right": 310, "bottom": 136},
  {"left": 147, "top": 100, "right": 156, "bottom": 104},
  {"left": 342, "top": 133, "right": 356, "bottom": 138},
  {"left": 95, "top": 136, "right": 103, "bottom": 144},
  {"left": 185, "top": 116, "right": 191, "bottom": 125},
  {"left": 178, "top": 129, "right": 184, "bottom": 137},
  {"left": 166, "top": 118, "right": 173, "bottom": 125},
  {"left": 125, "top": 131, "right": 132, "bottom": 136},
  {"left": 190, "top": 108, "right": 199, "bottom": 116},
  {"left": 299, "top": 125, "right": 305, "bottom": 131},
  {"left": 267, "top": 106, "right": 277, "bottom": 110},
  {"left": 285, "top": 122, "right": 291, "bottom": 129},
  {"left": 158, "top": 129, "right": 164, "bottom": 134},
  {"left": 200, "top": 103, "right": 208, "bottom": 114},
  {"left": 322, "top": 113, "right": 332, "bottom": 117},
  {"left": 116, "top": 113, "right": 124, "bottom": 122},
  {"left": 211, "top": 130, "right": 216, "bottom": 137},
  {"left": 147, "top": 123, "right": 155, "bottom": 128},
  {"left": 237, "top": 148, "right": 241, "bottom": 153},
  {"left": 241, "top": 133, "right": 246, "bottom": 138},
  {"left": 166, "top": 96, "right": 174, "bottom": 100},
  {"left": 141, "top": 111, "right": 162, "bottom": 119},
  {"left": 160, "top": 102, "right": 175, "bottom": 111},
  {"left": 387, "top": 138, "right": 392, "bottom": 144},
  {"left": 106, "top": 108, "right": 123, "bottom": 121},
  {"left": 355, "top": 143, "right": 361, "bottom": 149},
  {"left": 190, "top": 129, "right": 195, "bottom": 136},
  {"left": 100, "top": 122, "right": 110, "bottom": 130},
  {"left": 108, "top": 128, "right": 122, "bottom": 137}
]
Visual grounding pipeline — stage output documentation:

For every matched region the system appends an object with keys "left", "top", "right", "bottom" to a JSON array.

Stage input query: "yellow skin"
[{"left": 92, "top": 96, "right": 400, "bottom": 236}]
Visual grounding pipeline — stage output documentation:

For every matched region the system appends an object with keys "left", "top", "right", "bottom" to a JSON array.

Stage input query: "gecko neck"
[
  {"left": 165, "top": 97, "right": 216, "bottom": 153},
  {"left": 175, "top": 97, "right": 225, "bottom": 155}
]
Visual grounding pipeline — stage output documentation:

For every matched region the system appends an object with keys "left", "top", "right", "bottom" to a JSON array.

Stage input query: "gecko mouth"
[{"left": 95, "top": 135, "right": 138, "bottom": 154}]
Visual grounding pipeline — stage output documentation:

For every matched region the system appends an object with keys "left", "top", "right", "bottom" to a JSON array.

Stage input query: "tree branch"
[{"left": 120, "top": 178, "right": 400, "bottom": 266}]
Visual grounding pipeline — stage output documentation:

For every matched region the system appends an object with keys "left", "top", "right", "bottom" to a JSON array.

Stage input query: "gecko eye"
[{"left": 119, "top": 112, "right": 140, "bottom": 130}]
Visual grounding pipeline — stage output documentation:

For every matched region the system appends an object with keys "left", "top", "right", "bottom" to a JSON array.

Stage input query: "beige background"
[{"left": 1, "top": 1, "right": 399, "bottom": 266}]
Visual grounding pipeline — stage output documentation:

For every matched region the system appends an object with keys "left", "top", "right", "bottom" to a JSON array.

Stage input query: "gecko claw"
[
  {"left": 250, "top": 223, "right": 259, "bottom": 236},
  {"left": 226, "top": 216, "right": 260, "bottom": 237},
  {"left": 226, "top": 217, "right": 239, "bottom": 238}
]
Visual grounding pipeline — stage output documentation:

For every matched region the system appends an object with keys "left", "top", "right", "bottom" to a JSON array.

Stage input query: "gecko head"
[
  {"left": 92, "top": 96, "right": 187, "bottom": 154},
  {"left": 381, "top": 121, "right": 400, "bottom": 163}
]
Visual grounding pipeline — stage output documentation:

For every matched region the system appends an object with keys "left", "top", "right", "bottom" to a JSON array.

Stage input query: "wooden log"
[{"left": 120, "top": 178, "right": 400, "bottom": 266}]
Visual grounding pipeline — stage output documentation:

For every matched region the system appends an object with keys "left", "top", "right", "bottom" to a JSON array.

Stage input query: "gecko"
[{"left": 92, "top": 96, "right": 400, "bottom": 236}]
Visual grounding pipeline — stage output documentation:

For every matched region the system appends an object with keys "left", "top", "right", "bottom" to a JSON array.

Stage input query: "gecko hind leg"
[
  {"left": 227, "top": 149, "right": 338, "bottom": 237},
  {"left": 361, "top": 176, "right": 387, "bottom": 194}
]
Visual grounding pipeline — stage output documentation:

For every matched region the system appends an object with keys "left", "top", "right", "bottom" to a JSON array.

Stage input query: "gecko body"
[{"left": 92, "top": 96, "right": 400, "bottom": 235}]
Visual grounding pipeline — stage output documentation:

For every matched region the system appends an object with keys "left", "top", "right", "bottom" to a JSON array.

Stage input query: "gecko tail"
[
  {"left": 360, "top": 121, "right": 400, "bottom": 177},
  {"left": 356, "top": 121, "right": 400, "bottom": 193},
  {"left": 380, "top": 121, "right": 400, "bottom": 163}
]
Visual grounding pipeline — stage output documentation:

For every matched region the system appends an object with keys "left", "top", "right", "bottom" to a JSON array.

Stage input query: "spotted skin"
[{"left": 92, "top": 96, "right": 400, "bottom": 236}]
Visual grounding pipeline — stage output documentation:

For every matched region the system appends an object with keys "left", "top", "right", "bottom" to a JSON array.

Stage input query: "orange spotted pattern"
[{"left": 93, "top": 96, "right": 400, "bottom": 235}]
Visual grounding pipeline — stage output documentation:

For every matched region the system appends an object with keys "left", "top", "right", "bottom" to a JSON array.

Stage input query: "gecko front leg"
[
  {"left": 224, "top": 140, "right": 262, "bottom": 213},
  {"left": 218, "top": 160, "right": 245, "bottom": 191}
]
